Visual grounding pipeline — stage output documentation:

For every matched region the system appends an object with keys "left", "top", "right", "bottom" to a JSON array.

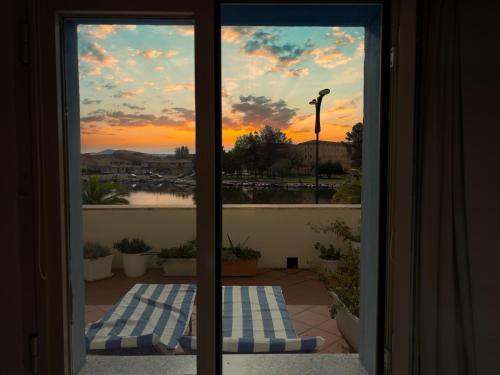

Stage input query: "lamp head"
[
  {"left": 318, "top": 88, "right": 331, "bottom": 97},
  {"left": 309, "top": 99, "right": 317, "bottom": 105}
]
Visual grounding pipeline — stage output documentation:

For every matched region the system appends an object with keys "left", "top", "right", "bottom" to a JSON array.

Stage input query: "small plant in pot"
[
  {"left": 83, "top": 242, "right": 114, "bottom": 282},
  {"left": 222, "top": 235, "right": 261, "bottom": 277},
  {"left": 113, "top": 238, "right": 152, "bottom": 277},
  {"left": 155, "top": 240, "right": 196, "bottom": 277},
  {"left": 314, "top": 242, "right": 342, "bottom": 273}
]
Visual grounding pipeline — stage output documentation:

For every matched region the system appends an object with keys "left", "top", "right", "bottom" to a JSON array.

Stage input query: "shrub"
[
  {"left": 156, "top": 240, "right": 196, "bottom": 263},
  {"left": 330, "top": 243, "right": 360, "bottom": 317},
  {"left": 222, "top": 235, "right": 261, "bottom": 261},
  {"left": 83, "top": 242, "right": 111, "bottom": 259},
  {"left": 314, "top": 242, "right": 342, "bottom": 260},
  {"left": 331, "top": 176, "right": 361, "bottom": 204},
  {"left": 113, "top": 238, "right": 152, "bottom": 254}
]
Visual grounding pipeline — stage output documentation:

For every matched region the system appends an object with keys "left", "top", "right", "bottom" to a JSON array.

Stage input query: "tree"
[
  {"left": 174, "top": 146, "right": 190, "bottom": 159},
  {"left": 344, "top": 123, "right": 362, "bottom": 169},
  {"left": 270, "top": 158, "right": 292, "bottom": 178},
  {"left": 82, "top": 176, "right": 129, "bottom": 204},
  {"left": 318, "top": 161, "right": 344, "bottom": 178}
]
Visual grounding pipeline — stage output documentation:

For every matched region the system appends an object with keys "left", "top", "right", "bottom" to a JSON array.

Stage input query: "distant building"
[{"left": 296, "top": 140, "right": 351, "bottom": 171}]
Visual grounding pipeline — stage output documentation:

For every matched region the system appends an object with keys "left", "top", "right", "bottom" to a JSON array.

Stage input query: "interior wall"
[{"left": 458, "top": 1, "right": 500, "bottom": 373}]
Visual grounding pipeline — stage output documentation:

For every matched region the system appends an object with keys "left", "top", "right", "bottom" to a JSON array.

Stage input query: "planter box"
[
  {"left": 331, "top": 292, "right": 359, "bottom": 352},
  {"left": 162, "top": 258, "right": 196, "bottom": 276},
  {"left": 122, "top": 253, "right": 149, "bottom": 277},
  {"left": 84, "top": 255, "right": 114, "bottom": 282},
  {"left": 223, "top": 259, "right": 258, "bottom": 277},
  {"left": 319, "top": 259, "right": 340, "bottom": 273}
]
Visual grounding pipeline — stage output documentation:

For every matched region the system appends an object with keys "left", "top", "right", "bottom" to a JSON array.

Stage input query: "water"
[{"left": 127, "top": 186, "right": 335, "bottom": 205}]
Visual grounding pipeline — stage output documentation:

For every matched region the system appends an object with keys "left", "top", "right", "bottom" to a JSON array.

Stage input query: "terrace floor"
[{"left": 85, "top": 268, "right": 352, "bottom": 354}]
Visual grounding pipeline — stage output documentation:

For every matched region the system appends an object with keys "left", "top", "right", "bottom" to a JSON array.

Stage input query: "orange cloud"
[
  {"left": 80, "top": 42, "right": 118, "bottom": 66},
  {"left": 164, "top": 83, "right": 194, "bottom": 92},
  {"left": 310, "top": 47, "right": 351, "bottom": 69}
]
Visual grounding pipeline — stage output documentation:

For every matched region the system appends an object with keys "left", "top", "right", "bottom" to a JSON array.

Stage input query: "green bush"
[
  {"left": 83, "top": 242, "right": 111, "bottom": 259},
  {"left": 156, "top": 240, "right": 196, "bottom": 263},
  {"left": 113, "top": 238, "right": 152, "bottom": 254},
  {"left": 331, "top": 176, "right": 361, "bottom": 204},
  {"left": 314, "top": 242, "right": 342, "bottom": 260},
  {"left": 330, "top": 243, "right": 360, "bottom": 317},
  {"left": 222, "top": 235, "right": 261, "bottom": 261}
]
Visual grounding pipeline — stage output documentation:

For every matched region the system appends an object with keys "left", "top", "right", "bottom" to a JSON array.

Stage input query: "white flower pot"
[
  {"left": 330, "top": 291, "right": 359, "bottom": 352},
  {"left": 319, "top": 258, "right": 340, "bottom": 273},
  {"left": 122, "top": 253, "right": 149, "bottom": 277},
  {"left": 336, "top": 307, "right": 359, "bottom": 352},
  {"left": 162, "top": 258, "right": 196, "bottom": 276},
  {"left": 84, "top": 255, "right": 114, "bottom": 282}
]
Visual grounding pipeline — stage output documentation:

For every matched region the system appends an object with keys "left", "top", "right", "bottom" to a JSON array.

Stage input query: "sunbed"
[
  {"left": 85, "top": 283, "right": 196, "bottom": 354},
  {"left": 179, "top": 285, "right": 325, "bottom": 353}
]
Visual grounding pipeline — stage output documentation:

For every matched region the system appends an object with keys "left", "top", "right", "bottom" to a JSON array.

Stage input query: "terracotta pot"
[
  {"left": 84, "top": 254, "right": 114, "bottom": 282},
  {"left": 223, "top": 259, "right": 258, "bottom": 277},
  {"left": 162, "top": 258, "right": 196, "bottom": 276}
]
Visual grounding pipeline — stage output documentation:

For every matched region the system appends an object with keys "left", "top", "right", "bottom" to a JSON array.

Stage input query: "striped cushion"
[
  {"left": 180, "top": 286, "right": 325, "bottom": 353},
  {"left": 85, "top": 284, "right": 196, "bottom": 352},
  {"left": 178, "top": 336, "right": 325, "bottom": 353}
]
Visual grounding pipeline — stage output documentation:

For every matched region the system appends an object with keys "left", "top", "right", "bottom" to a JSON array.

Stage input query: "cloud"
[
  {"left": 127, "top": 59, "right": 136, "bottom": 65},
  {"left": 81, "top": 109, "right": 187, "bottom": 127},
  {"left": 82, "top": 24, "right": 136, "bottom": 39},
  {"left": 327, "top": 27, "right": 355, "bottom": 46},
  {"left": 154, "top": 66, "right": 165, "bottom": 71},
  {"left": 221, "top": 26, "right": 255, "bottom": 43},
  {"left": 82, "top": 98, "right": 102, "bottom": 105},
  {"left": 164, "top": 83, "right": 194, "bottom": 92},
  {"left": 310, "top": 47, "right": 352, "bottom": 69},
  {"left": 174, "top": 26, "right": 194, "bottom": 36},
  {"left": 284, "top": 68, "right": 309, "bottom": 78},
  {"left": 86, "top": 66, "right": 102, "bottom": 76},
  {"left": 122, "top": 103, "right": 145, "bottom": 111},
  {"left": 162, "top": 107, "right": 195, "bottom": 122},
  {"left": 356, "top": 40, "right": 365, "bottom": 57},
  {"left": 231, "top": 95, "right": 297, "bottom": 129},
  {"left": 141, "top": 49, "right": 178, "bottom": 59},
  {"left": 113, "top": 87, "right": 144, "bottom": 98},
  {"left": 80, "top": 42, "right": 118, "bottom": 66}
]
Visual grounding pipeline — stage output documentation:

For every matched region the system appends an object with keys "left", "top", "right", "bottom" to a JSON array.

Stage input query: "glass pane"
[
  {"left": 220, "top": 4, "right": 373, "bottom": 373},
  {"left": 69, "top": 21, "right": 197, "bottom": 373}
]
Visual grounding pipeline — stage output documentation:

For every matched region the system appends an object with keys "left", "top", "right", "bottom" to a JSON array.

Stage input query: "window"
[{"left": 33, "top": 2, "right": 387, "bottom": 374}]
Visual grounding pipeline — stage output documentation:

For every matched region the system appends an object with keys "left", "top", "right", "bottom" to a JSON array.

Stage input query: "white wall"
[{"left": 83, "top": 204, "right": 361, "bottom": 269}]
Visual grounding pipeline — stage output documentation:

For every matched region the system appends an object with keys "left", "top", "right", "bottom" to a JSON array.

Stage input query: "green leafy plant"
[
  {"left": 222, "top": 235, "right": 261, "bottom": 261},
  {"left": 82, "top": 176, "right": 129, "bottom": 205},
  {"left": 83, "top": 242, "right": 111, "bottom": 259},
  {"left": 155, "top": 240, "right": 196, "bottom": 264},
  {"left": 113, "top": 238, "right": 152, "bottom": 254},
  {"left": 330, "top": 243, "right": 360, "bottom": 317},
  {"left": 310, "top": 220, "right": 361, "bottom": 243},
  {"left": 314, "top": 242, "right": 342, "bottom": 261},
  {"left": 331, "top": 175, "right": 361, "bottom": 204}
]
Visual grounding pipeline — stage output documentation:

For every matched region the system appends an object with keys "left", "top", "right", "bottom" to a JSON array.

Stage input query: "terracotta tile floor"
[{"left": 85, "top": 268, "right": 353, "bottom": 354}]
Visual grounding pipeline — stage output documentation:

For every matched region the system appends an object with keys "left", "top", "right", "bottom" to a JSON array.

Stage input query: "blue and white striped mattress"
[
  {"left": 179, "top": 285, "right": 325, "bottom": 353},
  {"left": 85, "top": 283, "right": 196, "bottom": 353}
]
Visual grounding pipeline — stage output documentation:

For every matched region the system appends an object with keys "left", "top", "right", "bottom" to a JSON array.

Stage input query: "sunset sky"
[{"left": 78, "top": 23, "right": 364, "bottom": 154}]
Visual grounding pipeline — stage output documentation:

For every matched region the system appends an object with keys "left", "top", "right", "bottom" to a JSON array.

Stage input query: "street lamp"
[{"left": 309, "top": 88, "right": 331, "bottom": 204}]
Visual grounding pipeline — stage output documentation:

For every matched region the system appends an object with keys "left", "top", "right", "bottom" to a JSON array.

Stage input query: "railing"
[{"left": 83, "top": 204, "right": 361, "bottom": 269}]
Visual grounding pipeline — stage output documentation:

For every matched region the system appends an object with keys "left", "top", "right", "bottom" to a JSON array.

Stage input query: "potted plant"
[
  {"left": 113, "top": 238, "right": 152, "bottom": 277},
  {"left": 330, "top": 242, "right": 360, "bottom": 351},
  {"left": 313, "top": 242, "right": 342, "bottom": 273},
  {"left": 83, "top": 242, "right": 114, "bottom": 281},
  {"left": 222, "top": 235, "right": 261, "bottom": 277},
  {"left": 155, "top": 240, "right": 196, "bottom": 276}
]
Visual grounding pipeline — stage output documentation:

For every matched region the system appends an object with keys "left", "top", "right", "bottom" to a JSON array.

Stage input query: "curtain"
[{"left": 414, "top": 0, "right": 477, "bottom": 374}]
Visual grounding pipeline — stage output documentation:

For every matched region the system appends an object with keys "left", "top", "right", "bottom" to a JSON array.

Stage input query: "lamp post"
[{"left": 309, "top": 88, "right": 330, "bottom": 204}]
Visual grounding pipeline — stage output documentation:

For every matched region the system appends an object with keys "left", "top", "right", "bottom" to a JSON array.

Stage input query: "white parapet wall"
[{"left": 82, "top": 204, "right": 361, "bottom": 269}]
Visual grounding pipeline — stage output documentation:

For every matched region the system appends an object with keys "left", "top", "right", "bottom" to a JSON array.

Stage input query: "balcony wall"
[{"left": 82, "top": 204, "right": 361, "bottom": 269}]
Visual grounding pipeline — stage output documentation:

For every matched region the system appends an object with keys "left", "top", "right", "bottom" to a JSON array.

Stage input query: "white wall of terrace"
[{"left": 82, "top": 204, "right": 361, "bottom": 269}]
